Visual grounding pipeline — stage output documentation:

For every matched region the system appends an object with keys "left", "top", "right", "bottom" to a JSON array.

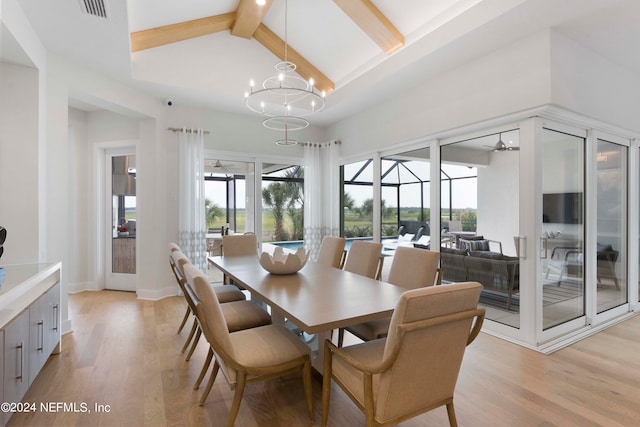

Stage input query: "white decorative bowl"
[{"left": 259, "top": 247, "right": 309, "bottom": 274}]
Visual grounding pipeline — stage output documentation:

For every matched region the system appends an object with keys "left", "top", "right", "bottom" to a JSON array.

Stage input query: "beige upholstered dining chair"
[
  {"left": 316, "top": 236, "right": 347, "bottom": 269},
  {"left": 221, "top": 233, "right": 259, "bottom": 257},
  {"left": 183, "top": 263, "right": 314, "bottom": 426},
  {"left": 337, "top": 240, "right": 384, "bottom": 345},
  {"left": 343, "top": 240, "right": 384, "bottom": 280},
  {"left": 221, "top": 234, "right": 259, "bottom": 285},
  {"left": 170, "top": 252, "right": 270, "bottom": 363},
  {"left": 323, "top": 282, "right": 485, "bottom": 427},
  {"left": 339, "top": 246, "right": 441, "bottom": 346},
  {"left": 169, "top": 246, "right": 245, "bottom": 334}
]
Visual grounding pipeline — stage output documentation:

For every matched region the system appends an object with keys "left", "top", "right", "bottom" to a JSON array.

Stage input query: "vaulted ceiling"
[{"left": 11, "top": 0, "right": 640, "bottom": 126}]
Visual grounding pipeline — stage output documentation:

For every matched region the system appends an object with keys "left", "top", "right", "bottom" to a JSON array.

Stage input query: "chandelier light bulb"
[
  {"left": 309, "top": 77, "right": 315, "bottom": 88},
  {"left": 249, "top": 79, "right": 255, "bottom": 88},
  {"left": 321, "top": 90, "right": 326, "bottom": 98},
  {"left": 278, "top": 73, "right": 284, "bottom": 82},
  {"left": 244, "top": 91, "right": 249, "bottom": 98}
]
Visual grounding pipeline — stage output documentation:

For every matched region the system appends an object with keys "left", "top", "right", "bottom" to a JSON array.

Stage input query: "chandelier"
[{"left": 245, "top": 0, "right": 326, "bottom": 145}]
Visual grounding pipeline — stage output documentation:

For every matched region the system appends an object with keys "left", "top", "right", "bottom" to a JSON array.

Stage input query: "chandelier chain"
[{"left": 244, "top": 0, "right": 326, "bottom": 145}]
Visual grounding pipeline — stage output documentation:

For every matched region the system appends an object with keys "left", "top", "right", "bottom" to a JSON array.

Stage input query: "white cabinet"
[
  {"left": 0, "top": 263, "right": 61, "bottom": 427},
  {"left": 28, "top": 282, "right": 61, "bottom": 385},
  {"left": 3, "top": 311, "right": 29, "bottom": 418}
]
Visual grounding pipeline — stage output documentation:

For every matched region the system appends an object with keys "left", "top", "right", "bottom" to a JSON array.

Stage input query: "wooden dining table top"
[{"left": 208, "top": 255, "right": 406, "bottom": 334}]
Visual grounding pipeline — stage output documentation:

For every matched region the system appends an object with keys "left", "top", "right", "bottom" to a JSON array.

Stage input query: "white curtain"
[
  {"left": 178, "top": 128, "right": 207, "bottom": 272},
  {"left": 304, "top": 141, "right": 340, "bottom": 260}
]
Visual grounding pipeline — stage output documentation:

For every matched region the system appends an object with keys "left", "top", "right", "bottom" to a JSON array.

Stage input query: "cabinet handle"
[
  {"left": 52, "top": 304, "right": 59, "bottom": 331},
  {"left": 16, "top": 342, "right": 24, "bottom": 382},
  {"left": 37, "top": 320, "right": 44, "bottom": 351}
]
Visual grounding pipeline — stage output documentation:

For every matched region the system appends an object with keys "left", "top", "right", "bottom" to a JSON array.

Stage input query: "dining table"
[{"left": 207, "top": 255, "right": 406, "bottom": 372}]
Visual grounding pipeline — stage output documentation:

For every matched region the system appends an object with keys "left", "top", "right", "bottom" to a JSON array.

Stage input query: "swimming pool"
[{"left": 272, "top": 238, "right": 372, "bottom": 252}]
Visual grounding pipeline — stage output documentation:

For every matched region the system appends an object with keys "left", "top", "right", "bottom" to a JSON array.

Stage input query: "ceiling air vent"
[{"left": 80, "top": 0, "right": 109, "bottom": 19}]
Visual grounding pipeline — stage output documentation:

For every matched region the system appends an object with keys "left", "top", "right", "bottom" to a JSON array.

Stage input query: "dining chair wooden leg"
[
  {"left": 185, "top": 327, "right": 201, "bottom": 362},
  {"left": 194, "top": 347, "right": 213, "bottom": 390},
  {"left": 226, "top": 371, "right": 247, "bottom": 427},
  {"left": 177, "top": 306, "right": 191, "bottom": 333},
  {"left": 199, "top": 360, "right": 220, "bottom": 406},
  {"left": 181, "top": 318, "right": 198, "bottom": 353},
  {"left": 303, "top": 359, "right": 314, "bottom": 421},
  {"left": 446, "top": 401, "right": 458, "bottom": 427}
]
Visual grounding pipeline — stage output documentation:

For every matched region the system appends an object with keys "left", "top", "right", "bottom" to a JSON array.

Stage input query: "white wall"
[
  {"left": 328, "top": 31, "right": 553, "bottom": 158},
  {"left": 477, "top": 151, "right": 520, "bottom": 256},
  {"left": 67, "top": 107, "right": 90, "bottom": 290},
  {"left": 550, "top": 31, "right": 640, "bottom": 133},
  {"left": 0, "top": 62, "right": 39, "bottom": 264},
  {"left": 0, "top": 0, "right": 46, "bottom": 265},
  {"left": 167, "top": 104, "right": 327, "bottom": 155}
]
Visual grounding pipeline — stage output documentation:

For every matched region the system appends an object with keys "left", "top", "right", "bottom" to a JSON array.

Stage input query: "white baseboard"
[{"left": 66, "top": 281, "right": 99, "bottom": 293}]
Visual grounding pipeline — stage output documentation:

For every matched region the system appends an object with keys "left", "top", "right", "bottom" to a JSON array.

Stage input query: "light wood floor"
[{"left": 7, "top": 290, "right": 640, "bottom": 427}]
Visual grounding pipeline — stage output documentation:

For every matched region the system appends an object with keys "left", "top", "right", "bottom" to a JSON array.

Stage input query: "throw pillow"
[{"left": 467, "top": 239, "right": 490, "bottom": 252}]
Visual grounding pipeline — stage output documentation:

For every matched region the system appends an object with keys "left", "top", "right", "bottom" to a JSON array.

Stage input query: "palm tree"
[
  {"left": 283, "top": 168, "right": 304, "bottom": 240},
  {"left": 358, "top": 198, "right": 395, "bottom": 220},
  {"left": 262, "top": 183, "right": 289, "bottom": 241},
  {"left": 204, "top": 198, "right": 224, "bottom": 229},
  {"left": 343, "top": 192, "right": 356, "bottom": 211}
]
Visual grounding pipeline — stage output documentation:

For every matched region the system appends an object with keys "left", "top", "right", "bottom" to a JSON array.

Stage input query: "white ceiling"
[{"left": 9, "top": 0, "right": 640, "bottom": 127}]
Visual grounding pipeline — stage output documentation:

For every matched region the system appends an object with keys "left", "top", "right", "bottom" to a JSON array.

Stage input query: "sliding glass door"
[
  {"left": 540, "top": 128, "right": 586, "bottom": 331},
  {"left": 595, "top": 138, "right": 627, "bottom": 314},
  {"left": 441, "top": 130, "right": 520, "bottom": 329}
]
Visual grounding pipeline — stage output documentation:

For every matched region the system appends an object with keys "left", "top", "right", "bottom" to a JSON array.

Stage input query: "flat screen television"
[{"left": 543, "top": 192, "right": 583, "bottom": 224}]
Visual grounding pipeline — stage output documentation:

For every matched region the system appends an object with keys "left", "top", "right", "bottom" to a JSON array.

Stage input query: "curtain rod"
[
  {"left": 299, "top": 140, "right": 341, "bottom": 147},
  {"left": 168, "top": 127, "right": 210, "bottom": 134}
]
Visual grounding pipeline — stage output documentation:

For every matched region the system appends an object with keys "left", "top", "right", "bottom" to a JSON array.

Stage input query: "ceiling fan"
[
  {"left": 484, "top": 133, "right": 519, "bottom": 152},
  {"left": 208, "top": 160, "right": 232, "bottom": 175}
]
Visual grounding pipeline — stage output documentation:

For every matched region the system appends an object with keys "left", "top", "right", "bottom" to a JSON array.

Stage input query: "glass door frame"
[
  {"left": 589, "top": 129, "right": 632, "bottom": 326},
  {"left": 103, "top": 146, "right": 137, "bottom": 292},
  {"left": 632, "top": 139, "right": 640, "bottom": 309},
  {"left": 535, "top": 119, "right": 588, "bottom": 345},
  {"left": 437, "top": 124, "right": 529, "bottom": 343}
]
